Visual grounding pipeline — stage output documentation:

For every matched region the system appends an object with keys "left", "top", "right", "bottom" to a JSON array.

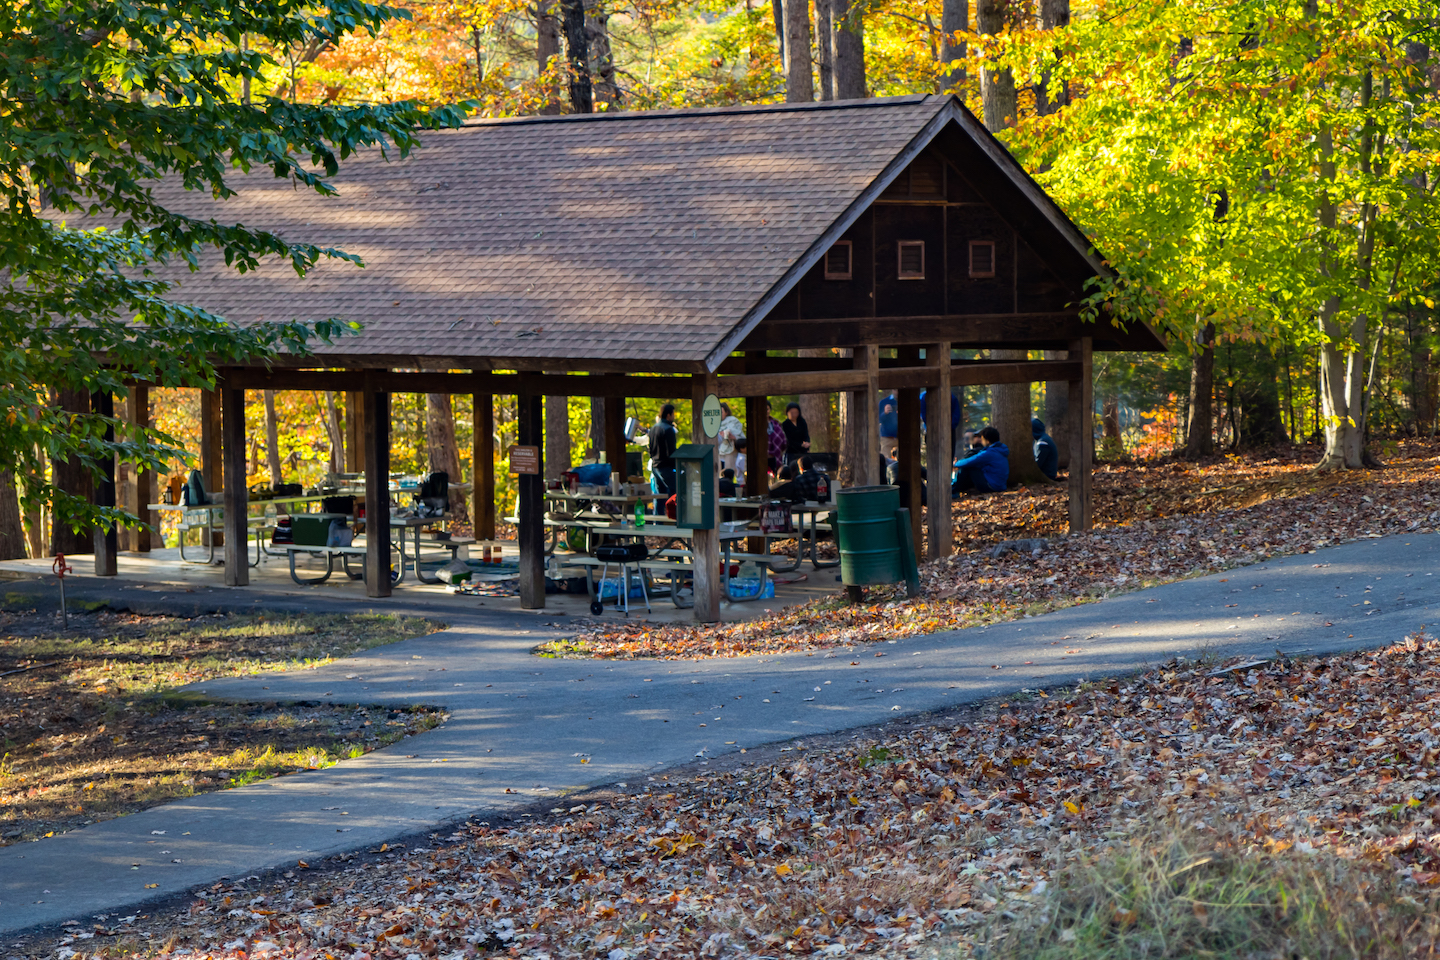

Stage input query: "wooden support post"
[
  {"left": 363, "top": 378, "right": 393, "bottom": 597},
  {"left": 691, "top": 373, "right": 721, "bottom": 623},
  {"left": 1067, "top": 337, "right": 1094, "bottom": 533},
  {"left": 896, "top": 347, "right": 923, "bottom": 554},
  {"left": 345, "top": 391, "right": 362, "bottom": 474},
  {"left": 516, "top": 385, "right": 545, "bottom": 609},
  {"left": 221, "top": 383, "right": 249, "bottom": 586},
  {"left": 200, "top": 389, "right": 223, "bottom": 547},
  {"left": 744, "top": 395, "right": 768, "bottom": 496},
  {"left": 91, "top": 391, "right": 118, "bottom": 576},
  {"left": 925, "top": 343, "right": 952, "bottom": 560},
  {"left": 50, "top": 389, "right": 92, "bottom": 556},
  {"left": 472, "top": 394, "right": 496, "bottom": 541},
  {"left": 857, "top": 345, "right": 881, "bottom": 486},
  {"left": 604, "top": 395, "right": 627, "bottom": 479},
  {"left": 131, "top": 386, "right": 154, "bottom": 552}
]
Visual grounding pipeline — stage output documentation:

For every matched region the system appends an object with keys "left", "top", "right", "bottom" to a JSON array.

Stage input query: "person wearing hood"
[
  {"left": 1032, "top": 417, "right": 1059, "bottom": 481},
  {"left": 951, "top": 426, "right": 1009, "bottom": 495}
]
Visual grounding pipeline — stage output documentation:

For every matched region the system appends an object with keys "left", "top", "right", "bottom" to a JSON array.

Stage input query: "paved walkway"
[{"left": 3, "top": 532, "right": 1438, "bottom": 933}]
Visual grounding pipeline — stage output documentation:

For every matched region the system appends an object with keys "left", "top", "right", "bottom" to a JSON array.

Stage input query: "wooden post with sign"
[
  {"left": 515, "top": 384, "right": 546, "bottom": 609},
  {"left": 690, "top": 379, "right": 721, "bottom": 622}
]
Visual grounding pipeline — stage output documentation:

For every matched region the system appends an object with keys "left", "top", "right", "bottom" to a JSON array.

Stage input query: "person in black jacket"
[
  {"left": 647, "top": 404, "right": 678, "bottom": 500},
  {"left": 780, "top": 401, "right": 810, "bottom": 466}
]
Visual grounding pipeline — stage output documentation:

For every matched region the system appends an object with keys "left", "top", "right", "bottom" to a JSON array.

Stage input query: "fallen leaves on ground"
[
  {"left": 67, "top": 636, "right": 1440, "bottom": 959},
  {"left": 0, "top": 611, "right": 445, "bottom": 844},
  {"left": 540, "top": 441, "right": 1440, "bottom": 660}
]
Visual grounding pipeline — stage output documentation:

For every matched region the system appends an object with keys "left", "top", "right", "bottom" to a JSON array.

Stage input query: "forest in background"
[{"left": 5, "top": 0, "right": 1439, "bottom": 556}]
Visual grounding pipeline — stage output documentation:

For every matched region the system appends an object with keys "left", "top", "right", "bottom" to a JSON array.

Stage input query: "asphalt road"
[{"left": 2, "top": 531, "right": 1437, "bottom": 933}]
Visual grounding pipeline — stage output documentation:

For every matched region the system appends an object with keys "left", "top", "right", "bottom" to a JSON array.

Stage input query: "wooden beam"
[
  {"left": 951, "top": 360, "right": 1080, "bottom": 387},
  {"left": 473, "top": 394, "right": 496, "bottom": 540},
  {"left": 91, "top": 390, "right": 117, "bottom": 576},
  {"left": 718, "top": 369, "right": 868, "bottom": 398},
  {"left": 690, "top": 373, "right": 721, "bottom": 623},
  {"left": 1068, "top": 337, "right": 1094, "bottom": 533},
  {"left": 739, "top": 312, "right": 1165, "bottom": 353},
  {"left": 221, "top": 384, "right": 249, "bottom": 586},
  {"left": 925, "top": 343, "right": 952, "bottom": 560},
  {"left": 516, "top": 384, "right": 545, "bottom": 609},
  {"left": 896, "top": 348, "right": 923, "bottom": 555},
  {"left": 131, "top": 386, "right": 154, "bottom": 553},
  {"left": 221, "top": 369, "right": 691, "bottom": 399},
  {"left": 877, "top": 366, "right": 941, "bottom": 391},
  {"left": 363, "top": 379, "right": 393, "bottom": 597},
  {"left": 743, "top": 358, "right": 768, "bottom": 555}
]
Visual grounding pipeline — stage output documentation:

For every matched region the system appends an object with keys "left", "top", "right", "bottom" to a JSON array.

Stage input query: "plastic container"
[{"left": 835, "top": 485, "right": 903, "bottom": 587}]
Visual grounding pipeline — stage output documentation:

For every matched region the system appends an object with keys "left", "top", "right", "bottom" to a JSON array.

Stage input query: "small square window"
[
  {"left": 824, "top": 241, "right": 853, "bottom": 280},
  {"left": 897, "top": 241, "right": 925, "bottom": 280},
  {"left": 969, "top": 240, "right": 997, "bottom": 278}
]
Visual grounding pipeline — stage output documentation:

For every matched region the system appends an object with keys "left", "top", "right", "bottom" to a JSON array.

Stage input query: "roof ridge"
[{"left": 458, "top": 94, "right": 947, "bottom": 129}]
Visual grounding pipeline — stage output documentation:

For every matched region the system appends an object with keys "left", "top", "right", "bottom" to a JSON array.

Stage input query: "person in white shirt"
[{"left": 717, "top": 402, "right": 746, "bottom": 471}]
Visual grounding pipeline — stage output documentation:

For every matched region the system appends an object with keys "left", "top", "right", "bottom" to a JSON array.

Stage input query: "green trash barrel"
[{"left": 835, "top": 485, "right": 903, "bottom": 587}]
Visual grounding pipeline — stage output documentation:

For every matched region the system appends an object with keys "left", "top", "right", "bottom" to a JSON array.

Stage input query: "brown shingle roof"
[{"left": 145, "top": 95, "right": 956, "bottom": 372}]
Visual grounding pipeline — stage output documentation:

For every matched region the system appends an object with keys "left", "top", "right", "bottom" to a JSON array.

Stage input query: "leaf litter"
[
  {"left": 49, "top": 633, "right": 1440, "bottom": 959},
  {"left": 541, "top": 441, "right": 1440, "bottom": 660}
]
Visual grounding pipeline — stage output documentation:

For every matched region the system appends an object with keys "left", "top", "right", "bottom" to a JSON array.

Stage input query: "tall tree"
[
  {"left": 1033, "top": 0, "right": 1069, "bottom": 115},
  {"left": 939, "top": 0, "right": 967, "bottom": 91},
  {"left": 427, "top": 393, "right": 469, "bottom": 521},
  {"left": 264, "top": 390, "right": 284, "bottom": 483},
  {"left": 815, "top": 0, "right": 835, "bottom": 101},
  {"left": 586, "top": 0, "right": 620, "bottom": 109},
  {"left": 1183, "top": 322, "right": 1216, "bottom": 458},
  {"left": 783, "top": 0, "right": 813, "bottom": 101},
  {"left": 2, "top": 0, "right": 462, "bottom": 538},
  {"left": 546, "top": 396, "right": 571, "bottom": 478},
  {"left": 537, "top": 0, "right": 562, "bottom": 115},
  {"left": 975, "top": 0, "right": 1016, "bottom": 129},
  {"left": 0, "top": 472, "right": 26, "bottom": 560},
  {"left": 798, "top": 349, "right": 833, "bottom": 453},
  {"left": 831, "top": 0, "right": 865, "bottom": 99},
  {"left": 562, "top": 0, "right": 592, "bottom": 112}
]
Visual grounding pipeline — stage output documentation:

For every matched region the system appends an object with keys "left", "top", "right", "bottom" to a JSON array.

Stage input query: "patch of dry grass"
[{"left": 0, "top": 609, "right": 446, "bottom": 844}]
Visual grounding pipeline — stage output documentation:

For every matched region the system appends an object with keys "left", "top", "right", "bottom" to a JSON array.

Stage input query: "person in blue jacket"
[
  {"left": 1032, "top": 417, "right": 1059, "bottom": 480},
  {"left": 878, "top": 394, "right": 899, "bottom": 458},
  {"left": 951, "top": 426, "right": 1009, "bottom": 495}
]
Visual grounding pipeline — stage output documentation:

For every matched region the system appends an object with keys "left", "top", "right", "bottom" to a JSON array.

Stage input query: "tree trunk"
[
  {"left": 1183, "top": 321, "right": 1216, "bottom": 459},
  {"left": 0, "top": 470, "right": 26, "bottom": 560},
  {"left": 585, "top": 0, "right": 620, "bottom": 108},
  {"left": 590, "top": 397, "right": 605, "bottom": 459},
  {"left": 976, "top": 0, "right": 1016, "bottom": 130},
  {"left": 562, "top": 0, "right": 592, "bottom": 113},
  {"left": 1315, "top": 112, "right": 1367, "bottom": 470},
  {"left": 323, "top": 391, "right": 344, "bottom": 473},
  {"left": 783, "top": 0, "right": 813, "bottom": 101},
  {"left": 427, "top": 393, "right": 469, "bottom": 522},
  {"left": 939, "top": 0, "right": 967, "bottom": 90},
  {"left": 537, "top": 0, "right": 562, "bottom": 115},
  {"left": 546, "top": 394, "right": 571, "bottom": 478},
  {"left": 772, "top": 0, "right": 785, "bottom": 65},
  {"left": 1043, "top": 350, "right": 1069, "bottom": 469},
  {"left": 1101, "top": 390, "right": 1122, "bottom": 456},
  {"left": 815, "top": 0, "right": 834, "bottom": 100},
  {"left": 1033, "top": 0, "right": 1069, "bottom": 115},
  {"left": 837, "top": 348, "right": 861, "bottom": 486},
  {"left": 264, "top": 389, "right": 283, "bottom": 483},
  {"left": 989, "top": 349, "right": 1050, "bottom": 484},
  {"left": 831, "top": 0, "right": 865, "bottom": 99},
  {"left": 798, "top": 348, "right": 833, "bottom": 453}
]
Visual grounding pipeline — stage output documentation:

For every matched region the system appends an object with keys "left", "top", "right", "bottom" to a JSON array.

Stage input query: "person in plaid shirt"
[{"left": 765, "top": 400, "right": 786, "bottom": 474}]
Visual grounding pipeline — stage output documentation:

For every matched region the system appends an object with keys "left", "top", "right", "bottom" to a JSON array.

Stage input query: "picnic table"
[{"left": 149, "top": 494, "right": 323, "bottom": 565}]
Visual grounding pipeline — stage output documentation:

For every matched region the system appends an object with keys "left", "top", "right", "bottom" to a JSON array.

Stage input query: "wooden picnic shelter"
[{"left": 78, "top": 94, "right": 1164, "bottom": 621}]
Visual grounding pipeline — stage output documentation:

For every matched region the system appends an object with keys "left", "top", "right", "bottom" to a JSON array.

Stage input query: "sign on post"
[
  {"left": 508, "top": 445, "right": 540, "bottom": 475},
  {"left": 700, "top": 393, "right": 723, "bottom": 440}
]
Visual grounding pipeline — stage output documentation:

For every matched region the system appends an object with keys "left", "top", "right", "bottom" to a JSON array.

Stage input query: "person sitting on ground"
[
  {"left": 767, "top": 455, "right": 830, "bottom": 503},
  {"left": 884, "top": 458, "right": 927, "bottom": 505},
  {"left": 1032, "top": 417, "right": 1059, "bottom": 481},
  {"left": 718, "top": 467, "right": 738, "bottom": 498},
  {"left": 951, "top": 425, "right": 1009, "bottom": 495}
]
